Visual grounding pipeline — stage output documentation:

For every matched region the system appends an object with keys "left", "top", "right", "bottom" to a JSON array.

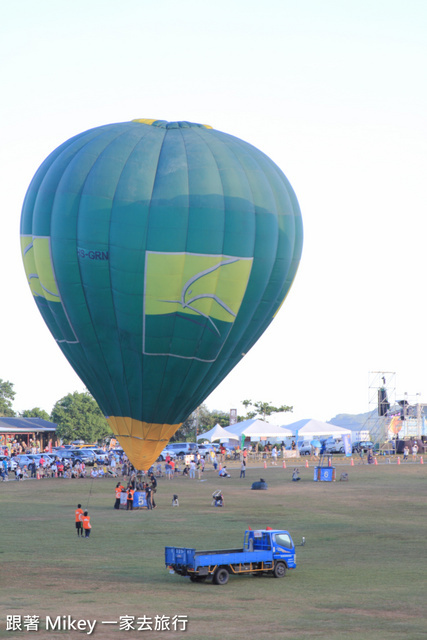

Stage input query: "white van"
[{"left": 164, "top": 442, "right": 199, "bottom": 459}]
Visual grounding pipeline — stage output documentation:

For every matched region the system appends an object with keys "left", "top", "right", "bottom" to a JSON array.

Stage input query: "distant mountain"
[{"left": 329, "top": 411, "right": 376, "bottom": 432}]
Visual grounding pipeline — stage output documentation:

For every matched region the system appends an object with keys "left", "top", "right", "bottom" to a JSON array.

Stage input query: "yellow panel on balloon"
[{"left": 107, "top": 417, "right": 181, "bottom": 471}]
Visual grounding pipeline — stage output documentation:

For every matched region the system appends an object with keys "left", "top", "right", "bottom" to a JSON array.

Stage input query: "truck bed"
[
  {"left": 195, "top": 549, "right": 272, "bottom": 567},
  {"left": 165, "top": 545, "right": 273, "bottom": 571}
]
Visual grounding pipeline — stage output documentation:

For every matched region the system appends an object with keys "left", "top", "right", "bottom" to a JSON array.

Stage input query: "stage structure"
[
  {"left": 366, "top": 372, "right": 427, "bottom": 447},
  {"left": 365, "top": 371, "right": 396, "bottom": 447}
]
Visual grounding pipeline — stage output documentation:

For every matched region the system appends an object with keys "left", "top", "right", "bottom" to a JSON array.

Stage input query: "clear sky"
[{"left": 1, "top": 0, "right": 426, "bottom": 425}]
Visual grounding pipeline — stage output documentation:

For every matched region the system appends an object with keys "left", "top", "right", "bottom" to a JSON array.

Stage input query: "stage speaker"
[{"left": 378, "top": 388, "right": 390, "bottom": 416}]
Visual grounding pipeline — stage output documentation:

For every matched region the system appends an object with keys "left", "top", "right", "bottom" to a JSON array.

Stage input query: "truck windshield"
[{"left": 274, "top": 533, "right": 291, "bottom": 548}]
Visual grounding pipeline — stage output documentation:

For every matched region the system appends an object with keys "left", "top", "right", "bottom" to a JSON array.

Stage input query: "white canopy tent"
[
  {"left": 283, "top": 419, "right": 352, "bottom": 438},
  {"left": 197, "top": 423, "right": 239, "bottom": 442},
  {"left": 223, "top": 419, "right": 293, "bottom": 440}
]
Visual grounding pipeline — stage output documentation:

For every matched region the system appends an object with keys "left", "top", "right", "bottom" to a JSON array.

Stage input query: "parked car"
[
  {"left": 0, "top": 455, "right": 17, "bottom": 471},
  {"left": 352, "top": 441, "right": 374, "bottom": 453},
  {"left": 11, "top": 454, "right": 38, "bottom": 468},
  {"left": 325, "top": 439, "right": 345, "bottom": 454},
  {"left": 164, "top": 442, "right": 199, "bottom": 459},
  {"left": 156, "top": 448, "right": 177, "bottom": 462},
  {"left": 69, "top": 449, "right": 96, "bottom": 465},
  {"left": 49, "top": 449, "right": 73, "bottom": 464},
  {"left": 197, "top": 444, "right": 215, "bottom": 455},
  {"left": 85, "top": 448, "right": 109, "bottom": 463},
  {"left": 36, "top": 454, "right": 56, "bottom": 467},
  {"left": 298, "top": 441, "right": 312, "bottom": 456}
]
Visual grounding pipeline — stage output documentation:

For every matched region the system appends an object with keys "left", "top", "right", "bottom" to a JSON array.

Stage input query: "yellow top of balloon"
[{"left": 131, "top": 118, "right": 213, "bottom": 129}]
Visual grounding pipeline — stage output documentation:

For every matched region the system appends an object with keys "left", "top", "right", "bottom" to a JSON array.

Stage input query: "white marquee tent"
[
  {"left": 197, "top": 423, "right": 239, "bottom": 442},
  {"left": 282, "top": 418, "right": 352, "bottom": 438},
  {"left": 223, "top": 419, "right": 293, "bottom": 440}
]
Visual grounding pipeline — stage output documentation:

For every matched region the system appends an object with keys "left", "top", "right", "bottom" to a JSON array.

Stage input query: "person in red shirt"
[
  {"left": 82, "top": 511, "right": 91, "bottom": 538},
  {"left": 75, "top": 504, "right": 84, "bottom": 537}
]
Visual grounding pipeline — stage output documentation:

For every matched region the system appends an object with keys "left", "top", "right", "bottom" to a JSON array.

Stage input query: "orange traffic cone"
[
  {"left": 420, "top": 456, "right": 424, "bottom": 465},
  {"left": 351, "top": 458, "right": 354, "bottom": 466},
  {"left": 328, "top": 458, "right": 332, "bottom": 467},
  {"left": 282, "top": 459, "right": 286, "bottom": 469},
  {"left": 397, "top": 457, "right": 401, "bottom": 465},
  {"left": 305, "top": 459, "right": 309, "bottom": 468},
  {"left": 374, "top": 457, "right": 378, "bottom": 465},
  {"left": 263, "top": 460, "right": 267, "bottom": 469}
]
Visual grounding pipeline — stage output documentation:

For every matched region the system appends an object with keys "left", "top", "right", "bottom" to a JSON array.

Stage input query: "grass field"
[{"left": 0, "top": 459, "right": 425, "bottom": 639}]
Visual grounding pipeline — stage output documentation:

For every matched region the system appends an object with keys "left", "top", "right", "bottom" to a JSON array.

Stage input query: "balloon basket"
[{"left": 313, "top": 466, "right": 336, "bottom": 482}]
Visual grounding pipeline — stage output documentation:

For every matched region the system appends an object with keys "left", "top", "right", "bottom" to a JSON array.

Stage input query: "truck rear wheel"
[
  {"left": 213, "top": 567, "right": 229, "bottom": 585},
  {"left": 273, "top": 562, "right": 287, "bottom": 578}
]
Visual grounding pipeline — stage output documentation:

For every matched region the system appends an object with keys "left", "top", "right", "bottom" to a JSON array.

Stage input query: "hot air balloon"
[{"left": 20, "top": 119, "right": 303, "bottom": 470}]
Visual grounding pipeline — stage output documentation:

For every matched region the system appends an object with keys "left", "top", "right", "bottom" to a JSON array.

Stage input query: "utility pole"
[{"left": 195, "top": 406, "right": 200, "bottom": 441}]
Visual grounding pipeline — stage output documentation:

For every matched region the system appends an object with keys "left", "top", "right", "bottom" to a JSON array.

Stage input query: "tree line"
[{"left": 0, "top": 378, "right": 292, "bottom": 444}]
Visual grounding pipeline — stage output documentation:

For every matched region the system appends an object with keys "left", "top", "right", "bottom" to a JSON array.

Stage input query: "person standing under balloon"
[
  {"left": 82, "top": 511, "right": 91, "bottom": 539},
  {"left": 126, "top": 486, "right": 134, "bottom": 510},
  {"left": 75, "top": 504, "right": 84, "bottom": 537},
  {"left": 149, "top": 473, "right": 157, "bottom": 508},
  {"left": 114, "top": 482, "right": 124, "bottom": 509},
  {"left": 145, "top": 483, "right": 153, "bottom": 510}
]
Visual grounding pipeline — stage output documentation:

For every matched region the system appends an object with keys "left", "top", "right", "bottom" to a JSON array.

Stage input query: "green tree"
[
  {"left": 51, "top": 391, "right": 110, "bottom": 443},
  {"left": 172, "top": 404, "right": 211, "bottom": 441},
  {"left": 21, "top": 407, "right": 50, "bottom": 420},
  {"left": 242, "top": 399, "right": 293, "bottom": 421},
  {"left": 0, "top": 379, "right": 16, "bottom": 417},
  {"left": 208, "top": 409, "right": 230, "bottom": 428},
  {"left": 172, "top": 405, "right": 234, "bottom": 441}
]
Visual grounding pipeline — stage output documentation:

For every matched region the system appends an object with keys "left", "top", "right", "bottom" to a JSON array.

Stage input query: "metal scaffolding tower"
[{"left": 366, "top": 371, "right": 396, "bottom": 446}]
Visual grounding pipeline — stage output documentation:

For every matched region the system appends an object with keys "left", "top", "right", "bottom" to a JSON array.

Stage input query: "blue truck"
[{"left": 165, "top": 528, "right": 297, "bottom": 585}]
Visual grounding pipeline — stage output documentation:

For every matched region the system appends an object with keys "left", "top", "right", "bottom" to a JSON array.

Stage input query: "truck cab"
[{"left": 245, "top": 529, "right": 296, "bottom": 568}]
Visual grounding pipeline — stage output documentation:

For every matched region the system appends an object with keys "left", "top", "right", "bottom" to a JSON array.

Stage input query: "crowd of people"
[
  {"left": 114, "top": 471, "right": 158, "bottom": 510},
  {"left": 0, "top": 441, "right": 128, "bottom": 482}
]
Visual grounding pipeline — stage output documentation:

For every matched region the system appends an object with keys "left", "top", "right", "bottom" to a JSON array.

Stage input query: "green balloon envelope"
[{"left": 20, "top": 119, "right": 303, "bottom": 469}]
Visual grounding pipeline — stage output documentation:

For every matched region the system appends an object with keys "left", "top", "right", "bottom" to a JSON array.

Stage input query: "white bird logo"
[{"left": 161, "top": 257, "right": 239, "bottom": 336}]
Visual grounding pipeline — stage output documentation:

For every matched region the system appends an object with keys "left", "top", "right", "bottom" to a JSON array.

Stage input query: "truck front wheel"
[
  {"left": 213, "top": 567, "right": 229, "bottom": 585},
  {"left": 273, "top": 562, "right": 287, "bottom": 578}
]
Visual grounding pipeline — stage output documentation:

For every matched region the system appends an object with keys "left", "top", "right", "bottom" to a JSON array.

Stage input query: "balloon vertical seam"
[{"left": 107, "top": 127, "right": 152, "bottom": 421}]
